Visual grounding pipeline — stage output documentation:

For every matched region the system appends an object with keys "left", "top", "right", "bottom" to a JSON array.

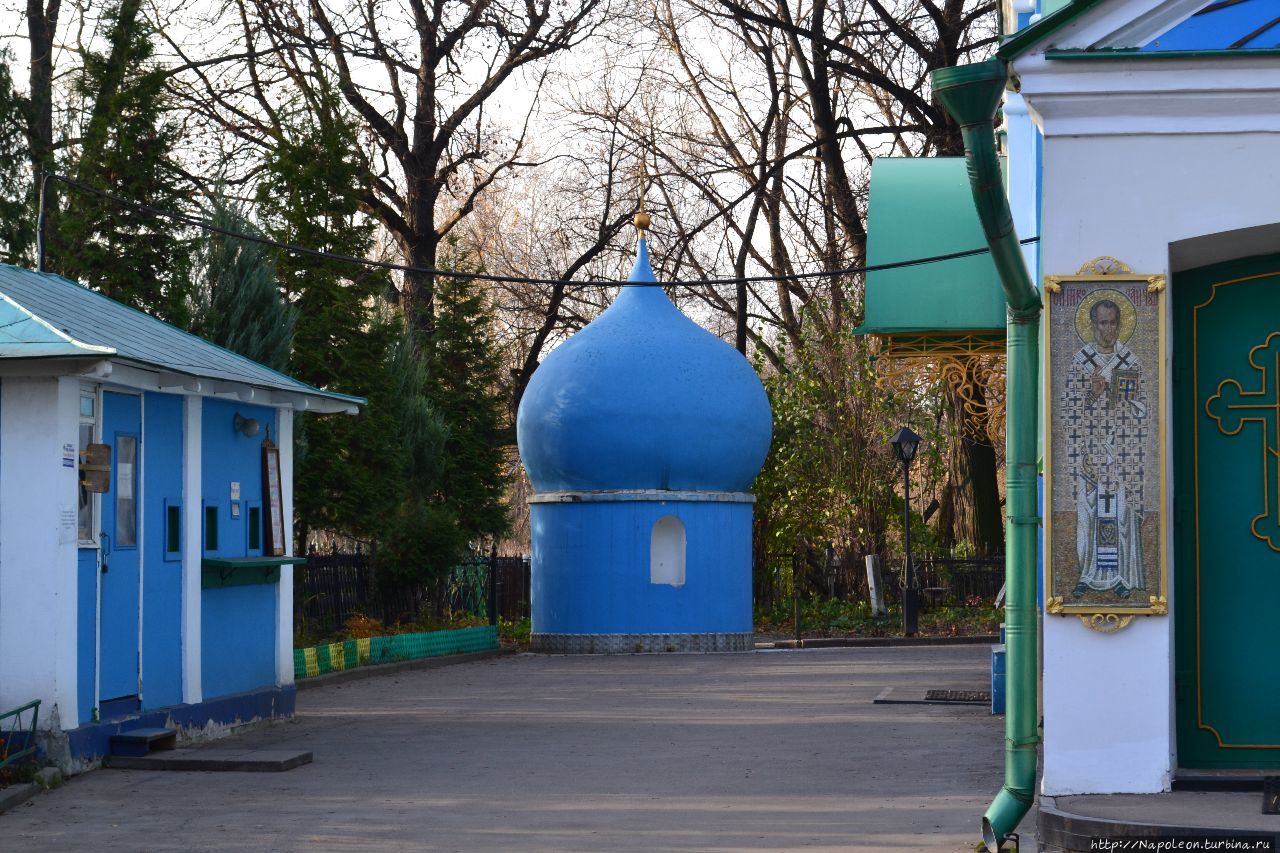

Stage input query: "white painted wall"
[
  {"left": 1003, "top": 93, "right": 1040, "bottom": 283},
  {"left": 1036, "top": 130, "right": 1280, "bottom": 794},
  {"left": 181, "top": 394, "right": 202, "bottom": 704},
  {"left": 0, "top": 377, "right": 83, "bottom": 728}
]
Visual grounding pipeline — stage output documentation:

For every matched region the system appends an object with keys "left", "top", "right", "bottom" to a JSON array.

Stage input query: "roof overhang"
[
  {"left": 0, "top": 265, "right": 365, "bottom": 416},
  {"left": 0, "top": 356, "right": 114, "bottom": 379},
  {"left": 874, "top": 331, "right": 1007, "bottom": 359},
  {"left": 998, "top": 0, "right": 1111, "bottom": 61},
  {"left": 0, "top": 355, "right": 361, "bottom": 414},
  {"left": 1001, "top": 0, "right": 1280, "bottom": 64},
  {"left": 110, "top": 360, "right": 362, "bottom": 414}
]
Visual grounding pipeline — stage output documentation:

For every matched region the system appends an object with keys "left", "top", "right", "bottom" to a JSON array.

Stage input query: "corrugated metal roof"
[
  {"left": 0, "top": 264, "right": 363, "bottom": 409},
  {"left": 0, "top": 288, "right": 116, "bottom": 359}
]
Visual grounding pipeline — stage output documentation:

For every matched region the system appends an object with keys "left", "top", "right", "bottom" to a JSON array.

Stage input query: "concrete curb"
[
  {"left": 758, "top": 635, "right": 999, "bottom": 649},
  {"left": 295, "top": 648, "right": 512, "bottom": 690},
  {"left": 0, "top": 782, "right": 38, "bottom": 815}
]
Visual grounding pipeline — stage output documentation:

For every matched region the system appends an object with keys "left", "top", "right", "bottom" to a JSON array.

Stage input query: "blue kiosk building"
[
  {"left": 517, "top": 217, "right": 772, "bottom": 653},
  {"left": 0, "top": 264, "right": 360, "bottom": 771}
]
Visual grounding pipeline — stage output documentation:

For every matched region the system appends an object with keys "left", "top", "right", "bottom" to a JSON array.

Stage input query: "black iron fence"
[
  {"left": 492, "top": 555, "right": 531, "bottom": 621},
  {"left": 884, "top": 556, "right": 1005, "bottom": 608},
  {"left": 783, "top": 548, "right": 1004, "bottom": 610},
  {"left": 300, "top": 547, "right": 996, "bottom": 637},
  {"left": 299, "top": 551, "right": 531, "bottom": 638}
]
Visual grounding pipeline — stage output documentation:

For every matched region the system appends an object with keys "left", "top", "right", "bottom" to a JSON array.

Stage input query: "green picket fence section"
[
  {"left": 0, "top": 699, "right": 39, "bottom": 771},
  {"left": 295, "top": 625, "right": 499, "bottom": 680}
]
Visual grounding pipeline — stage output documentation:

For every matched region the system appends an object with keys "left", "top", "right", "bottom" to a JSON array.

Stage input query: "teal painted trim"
[
  {"left": 293, "top": 626, "right": 500, "bottom": 680},
  {"left": 997, "top": 0, "right": 1108, "bottom": 61},
  {"left": 202, "top": 556, "right": 308, "bottom": 568},
  {"left": 851, "top": 325, "right": 1007, "bottom": 336},
  {"left": 201, "top": 563, "right": 281, "bottom": 588},
  {"left": 1045, "top": 47, "right": 1280, "bottom": 60},
  {"left": 200, "top": 554, "right": 304, "bottom": 588}
]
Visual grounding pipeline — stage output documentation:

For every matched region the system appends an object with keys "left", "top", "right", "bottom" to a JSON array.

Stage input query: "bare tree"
[
  {"left": 563, "top": 0, "right": 1001, "bottom": 561},
  {"left": 167, "top": 0, "right": 609, "bottom": 337},
  {"left": 453, "top": 126, "right": 638, "bottom": 421},
  {"left": 25, "top": 0, "right": 61, "bottom": 257}
]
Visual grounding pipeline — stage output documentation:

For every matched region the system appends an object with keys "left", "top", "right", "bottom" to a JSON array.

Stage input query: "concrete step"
[
  {"left": 106, "top": 748, "right": 312, "bottom": 772},
  {"left": 1173, "top": 769, "right": 1273, "bottom": 792},
  {"left": 109, "top": 727, "right": 177, "bottom": 758}
]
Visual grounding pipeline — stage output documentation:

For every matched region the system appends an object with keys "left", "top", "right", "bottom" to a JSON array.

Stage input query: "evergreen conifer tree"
[
  {"left": 258, "top": 85, "right": 507, "bottom": 579},
  {"left": 189, "top": 203, "right": 295, "bottom": 372},
  {"left": 0, "top": 50, "right": 31, "bottom": 265},
  {"left": 257, "top": 96, "right": 448, "bottom": 559},
  {"left": 425, "top": 256, "right": 511, "bottom": 546},
  {"left": 376, "top": 330, "right": 464, "bottom": 581},
  {"left": 58, "top": 0, "right": 191, "bottom": 324}
]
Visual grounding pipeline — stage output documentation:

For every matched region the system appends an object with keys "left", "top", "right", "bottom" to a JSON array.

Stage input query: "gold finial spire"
[{"left": 634, "top": 161, "right": 651, "bottom": 238}]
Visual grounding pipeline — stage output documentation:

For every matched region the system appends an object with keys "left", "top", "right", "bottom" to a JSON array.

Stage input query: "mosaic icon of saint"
[{"left": 1065, "top": 292, "right": 1146, "bottom": 599}]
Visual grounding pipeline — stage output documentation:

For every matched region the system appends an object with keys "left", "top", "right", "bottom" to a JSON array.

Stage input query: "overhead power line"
[{"left": 43, "top": 172, "right": 1039, "bottom": 289}]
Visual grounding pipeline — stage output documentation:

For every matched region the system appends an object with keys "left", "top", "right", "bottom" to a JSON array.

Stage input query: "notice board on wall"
[{"left": 262, "top": 437, "right": 285, "bottom": 556}]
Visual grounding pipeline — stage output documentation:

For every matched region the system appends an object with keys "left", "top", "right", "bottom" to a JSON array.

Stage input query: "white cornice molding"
[
  {"left": 1013, "top": 54, "right": 1280, "bottom": 137},
  {"left": 99, "top": 361, "right": 349, "bottom": 412}
]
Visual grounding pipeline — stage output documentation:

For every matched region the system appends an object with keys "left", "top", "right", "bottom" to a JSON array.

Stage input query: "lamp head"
[
  {"left": 234, "top": 413, "right": 260, "bottom": 438},
  {"left": 889, "top": 426, "right": 923, "bottom": 465}
]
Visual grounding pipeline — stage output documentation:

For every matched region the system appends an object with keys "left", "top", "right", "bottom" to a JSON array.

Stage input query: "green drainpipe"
[{"left": 930, "top": 58, "right": 1041, "bottom": 852}]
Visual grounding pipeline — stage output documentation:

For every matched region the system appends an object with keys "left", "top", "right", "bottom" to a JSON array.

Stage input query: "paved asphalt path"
[{"left": 0, "top": 645, "right": 1036, "bottom": 851}]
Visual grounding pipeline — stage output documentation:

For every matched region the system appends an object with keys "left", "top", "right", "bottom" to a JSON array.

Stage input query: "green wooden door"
[{"left": 1175, "top": 253, "right": 1280, "bottom": 767}]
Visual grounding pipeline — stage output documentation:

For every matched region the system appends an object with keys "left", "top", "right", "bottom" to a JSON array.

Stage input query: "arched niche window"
[{"left": 650, "top": 515, "right": 686, "bottom": 587}]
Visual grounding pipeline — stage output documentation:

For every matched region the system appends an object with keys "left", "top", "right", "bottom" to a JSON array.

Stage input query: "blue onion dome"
[{"left": 517, "top": 236, "right": 773, "bottom": 493}]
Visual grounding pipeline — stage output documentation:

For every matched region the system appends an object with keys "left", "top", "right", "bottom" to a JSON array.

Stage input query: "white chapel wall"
[{"left": 1039, "top": 130, "right": 1280, "bottom": 794}]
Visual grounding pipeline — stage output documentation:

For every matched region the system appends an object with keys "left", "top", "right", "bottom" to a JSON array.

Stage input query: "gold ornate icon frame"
[{"left": 1043, "top": 257, "right": 1169, "bottom": 633}]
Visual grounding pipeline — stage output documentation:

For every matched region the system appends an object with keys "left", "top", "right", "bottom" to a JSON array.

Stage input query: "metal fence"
[
  {"left": 300, "top": 549, "right": 997, "bottom": 637},
  {"left": 299, "top": 552, "right": 531, "bottom": 637},
  {"left": 881, "top": 556, "right": 1005, "bottom": 608},
  {"left": 492, "top": 555, "right": 530, "bottom": 621},
  {"left": 786, "top": 548, "right": 1004, "bottom": 610}
]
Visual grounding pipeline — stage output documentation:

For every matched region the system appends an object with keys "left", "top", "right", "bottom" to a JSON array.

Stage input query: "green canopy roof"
[{"left": 859, "top": 157, "right": 1007, "bottom": 346}]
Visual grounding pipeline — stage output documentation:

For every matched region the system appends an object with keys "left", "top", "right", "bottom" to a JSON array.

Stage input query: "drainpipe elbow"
[{"left": 982, "top": 784, "right": 1035, "bottom": 852}]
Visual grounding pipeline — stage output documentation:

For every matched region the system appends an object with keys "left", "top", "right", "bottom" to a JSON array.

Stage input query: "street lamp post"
[{"left": 890, "top": 427, "right": 923, "bottom": 637}]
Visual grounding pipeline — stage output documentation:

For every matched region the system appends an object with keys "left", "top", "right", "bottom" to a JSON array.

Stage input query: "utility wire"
[{"left": 44, "top": 171, "right": 1039, "bottom": 289}]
